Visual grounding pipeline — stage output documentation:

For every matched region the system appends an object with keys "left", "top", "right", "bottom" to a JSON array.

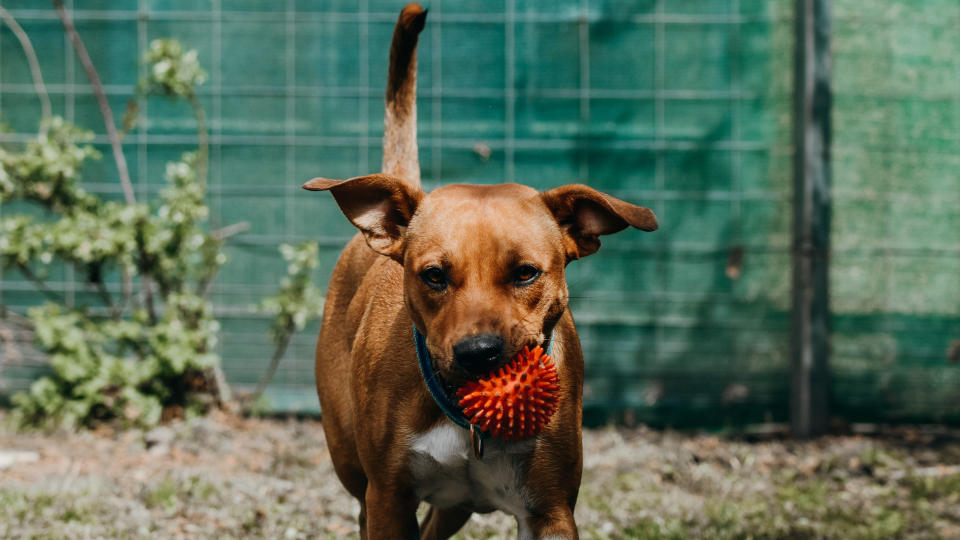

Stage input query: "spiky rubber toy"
[{"left": 456, "top": 345, "right": 560, "bottom": 440}]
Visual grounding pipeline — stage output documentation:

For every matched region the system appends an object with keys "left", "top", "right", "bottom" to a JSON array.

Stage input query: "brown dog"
[{"left": 304, "top": 4, "right": 657, "bottom": 538}]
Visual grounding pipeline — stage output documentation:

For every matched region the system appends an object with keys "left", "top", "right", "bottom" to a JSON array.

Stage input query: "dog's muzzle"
[{"left": 452, "top": 333, "right": 505, "bottom": 376}]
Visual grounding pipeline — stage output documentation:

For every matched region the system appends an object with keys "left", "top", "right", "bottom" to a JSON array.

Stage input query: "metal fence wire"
[{"left": 0, "top": 0, "right": 958, "bottom": 426}]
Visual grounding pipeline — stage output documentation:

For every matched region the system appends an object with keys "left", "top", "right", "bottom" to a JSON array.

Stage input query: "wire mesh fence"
[{"left": 0, "top": 0, "right": 957, "bottom": 426}]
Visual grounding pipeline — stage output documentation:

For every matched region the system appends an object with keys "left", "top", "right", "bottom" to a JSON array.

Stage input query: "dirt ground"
[{"left": 1, "top": 412, "right": 959, "bottom": 539}]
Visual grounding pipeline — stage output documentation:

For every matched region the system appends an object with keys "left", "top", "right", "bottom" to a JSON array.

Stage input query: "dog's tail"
[{"left": 383, "top": 3, "right": 427, "bottom": 189}]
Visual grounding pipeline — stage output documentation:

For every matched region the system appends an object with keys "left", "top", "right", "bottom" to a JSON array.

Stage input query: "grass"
[
  {"left": 142, "top": 474, "right": 220, "bottom": 512},
  {"left": 1, "top": 416, "right": 958, "bottom": 538}
]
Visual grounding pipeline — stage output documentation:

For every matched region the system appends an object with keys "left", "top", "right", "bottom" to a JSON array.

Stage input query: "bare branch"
[
  {"left": 16, "top": 263, "right": 65, "bottom": 304},
  {"left": 93, "top": 278, "right": 120, "bottom": 320},
  {"left": 210, "top": 221, "right": 250, "bottom": 241},
  {"left": 0, "top": 305, "right": 36, "bottom": 330},
  {"left": 196, "top": 221, "right": 251, "bottom": 298},
  {"left": 120, "top": 267, "right": 133, "bottom": 313},
  {"left": 53, "top": 0, "right": 136, "bottom": 206},
  {"left": 209, "top": 365, "right": 235, "bottom": 413},
  {"left": 196, "top": 265, "right": 221, "bottom": 299},
  {"left": 142, "top": 274, "right": 157, "bottom": 324},
  {"left": 249, "top": 323, "right": 295, "bottom": 404},
  {"left": 0, "top": 6, "right": 52, "bottom": 125}
]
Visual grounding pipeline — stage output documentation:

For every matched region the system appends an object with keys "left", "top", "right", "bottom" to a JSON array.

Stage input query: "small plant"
[
  {"left": 2, "top": 122, "right": 225, "bottom": 429},
  {"left": 0, "top": 26, "right": 245, "bottom": 429},
  {"left": 261, "top": 242, "right": 324, "bottom": 345},
  {"left": 1, "top": 12, "right": 324, "bottom": 429},
  {"left": 249, "top": 242, "right": 324, "bottom": 403}
]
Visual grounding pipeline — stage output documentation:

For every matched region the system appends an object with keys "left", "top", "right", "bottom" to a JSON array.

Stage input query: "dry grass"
[{"left": 1, "top": 413, "right": 958, "bottom": 539}]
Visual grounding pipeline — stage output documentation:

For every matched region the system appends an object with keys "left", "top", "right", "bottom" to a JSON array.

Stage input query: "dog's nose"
[{"left": 453, "top": 334, "right": 505, "bottom": 375}]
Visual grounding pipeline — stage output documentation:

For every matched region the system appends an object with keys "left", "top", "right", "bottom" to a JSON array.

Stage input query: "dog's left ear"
[
  {"left": 303, "top": 174, "right": 422, "bottom": 262},
  {"left": 540, "top": 183, "right": 658, "bottom": 261}
]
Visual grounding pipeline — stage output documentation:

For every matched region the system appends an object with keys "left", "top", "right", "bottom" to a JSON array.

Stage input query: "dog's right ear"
[
  {"left": 303, "top": 174, "right": 423, "bottom": 262},
  {"left": 540, "top": 183, "right": 658, "bottom": 262}
]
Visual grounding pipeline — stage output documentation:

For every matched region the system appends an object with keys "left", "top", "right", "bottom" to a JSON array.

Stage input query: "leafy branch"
[{"left": 141, "top": 39, "right": 209, "bottom": 187}]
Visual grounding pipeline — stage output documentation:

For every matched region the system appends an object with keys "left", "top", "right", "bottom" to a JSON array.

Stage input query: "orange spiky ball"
[{"left": 456, "top": 345, "right": 560, "bottom": 440}]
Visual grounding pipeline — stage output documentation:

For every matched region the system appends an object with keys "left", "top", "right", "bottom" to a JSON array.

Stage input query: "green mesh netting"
[{"left": 0, "top": 0, "right": 957, "bottom": 426}]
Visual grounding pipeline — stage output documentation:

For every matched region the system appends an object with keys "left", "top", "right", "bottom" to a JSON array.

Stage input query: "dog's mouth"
[
  {"left": 425, "top": 357, "right": 470, "bottom": 401},
  {"left": 433, "top": 336, "right": 553, "bottom": 403},
  {"left": 438, "top": 374, "right": 461, "bottom": 404}
]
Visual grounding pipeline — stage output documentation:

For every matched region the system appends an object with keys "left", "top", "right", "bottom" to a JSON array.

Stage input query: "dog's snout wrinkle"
[{"left": 452, "top": 333, "right": 505, "bottom": 375}]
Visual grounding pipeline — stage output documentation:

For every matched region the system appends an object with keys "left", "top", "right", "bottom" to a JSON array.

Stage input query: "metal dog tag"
[{"left": 470, "top": 424, "right": 484, "bottom": 460}]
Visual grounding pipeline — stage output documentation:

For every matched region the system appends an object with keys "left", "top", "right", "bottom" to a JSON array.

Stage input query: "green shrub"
[{"left": 1, "top": 37, "right": 321, "bottom": 430}]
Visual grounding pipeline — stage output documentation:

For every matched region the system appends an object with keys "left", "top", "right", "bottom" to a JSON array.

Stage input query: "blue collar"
[
  {"left": 413, "top": 326, "right": 553, "bottom": 438},
  {"left": 413, "top": 326, "right": 478, "bottom": 434}
]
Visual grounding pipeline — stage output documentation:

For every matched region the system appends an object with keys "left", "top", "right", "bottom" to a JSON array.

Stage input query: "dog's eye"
[
  {"left": 512, "top": 265, "right": 541, "bottom": 286},
  {"left": 419, "top": 267, "right": 447, "bottom": 290}
]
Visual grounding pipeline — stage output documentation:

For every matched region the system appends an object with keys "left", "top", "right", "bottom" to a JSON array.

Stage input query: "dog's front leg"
[
  {"left": 364, "top": 482, "right": 420, "bottom": 539},
  {"left": 523, "top": 506, "right": 578, "bottom": 540}
]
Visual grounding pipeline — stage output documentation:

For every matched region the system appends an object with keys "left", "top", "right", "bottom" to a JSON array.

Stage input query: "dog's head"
[{"left": 304, "top": 175, "right": 656, "bottom": 385}]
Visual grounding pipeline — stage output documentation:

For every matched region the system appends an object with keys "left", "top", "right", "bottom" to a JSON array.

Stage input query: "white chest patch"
[{"left": 408, "top": 421, "right": 536, "bottom": 521}]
